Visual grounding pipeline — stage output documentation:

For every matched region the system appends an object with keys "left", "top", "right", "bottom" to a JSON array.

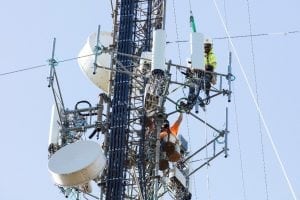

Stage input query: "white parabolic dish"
[
  {"left": 78, "top": 31, "right": 113, "bottom": 94},
  {"left": 48, "top": 140, "right": 106, "bottom": 186}
]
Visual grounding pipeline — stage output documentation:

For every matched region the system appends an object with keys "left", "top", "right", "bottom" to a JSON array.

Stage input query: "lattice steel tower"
[
  {"left": 47, "top": 1, "right": 233, "bottom": 200},
  {"left": 104, "top": 1, "right": 166, "bottom": 199}
]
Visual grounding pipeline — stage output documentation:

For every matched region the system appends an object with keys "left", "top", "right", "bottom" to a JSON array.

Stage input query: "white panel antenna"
[
  {"left": 151, "top": 29, "right": 166, "bottom": 72},
  {"left": 190, "top": 32, "right": 204, "bottom": 69},
  {"left": 48, "top": 104, "right": 60, "bottom": 146}
]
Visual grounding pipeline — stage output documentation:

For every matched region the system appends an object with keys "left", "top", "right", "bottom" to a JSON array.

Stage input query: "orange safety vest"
[{"left": 159, "top": 119, "right": 181, "bottom": 140}]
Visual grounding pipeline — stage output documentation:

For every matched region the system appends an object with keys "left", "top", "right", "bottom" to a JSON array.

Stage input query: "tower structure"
[
  {"left": 104, "top": 1, "right": 165, "bottom": 199},
  {"left": 47, "top": 1, "right": 234, "bottom": 200}
]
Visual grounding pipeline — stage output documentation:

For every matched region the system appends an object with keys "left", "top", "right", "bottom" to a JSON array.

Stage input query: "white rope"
[
  {"left": 233, "top": 83, "right": 248, "bottom": 200},
  {"left": 245, "top": 0, "right": 270, "bottom": 199},
  {"left": 211, "top": 0, "right": 298, "bottom": 199},
  {"left": 223, "top": 0, "right": 230, "bottom": 51},
  {"left": 222, "top": 1, "right": 247, "bottom": 198},
  {"left": 193, "top": 174, "right": 199, "bottom": 200},
  {"left": 186, "top": 114, "right": 199, "bottom": 199},
  {"left": 171, "top": 0, "right": 182, "bottom": 81},
  {"left": 204, "top": 111, "right": 212, "bottom": 200}
]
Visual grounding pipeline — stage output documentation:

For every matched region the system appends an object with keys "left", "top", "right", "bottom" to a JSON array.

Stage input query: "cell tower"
[{"left": 47, "top": 0, "right": 234, "bottom": 200}]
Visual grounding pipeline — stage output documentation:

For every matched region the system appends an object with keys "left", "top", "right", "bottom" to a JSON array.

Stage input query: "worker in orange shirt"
[
  {"left": 160, "top": 113, "right": 183, "bottom": 140},
  {"left": 160, "top": 113, "right": 183, "bottom": 161}
]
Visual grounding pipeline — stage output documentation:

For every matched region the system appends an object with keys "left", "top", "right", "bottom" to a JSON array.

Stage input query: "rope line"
[
  {"left": 213, "top": 31, "right": 299, "bottom": 40},
  {"left": 171, "top": 0, "right": 182, "bottom": 81},
  {"left": 212, "top": 0, "right": 298, "bottom": 199},
  {"left": 188, "top": 0, "right": 192, "bottom": 12},
  {"left": 245, "top": 0, "right": 269, "bottom": 199},
  {"left": 0, "top": 53, "right": 95, "bottom": 77},
  {"left": 204, "top": 111, "right": 212, "bottom": 200},
  {"left": 223, "top": 0, "right": 230, "bottom": 50},
  {"left": 0, "top": 64, "right": 47, "bottom": 76},
  {"left": 193, "top": 174, "right": 198, "bottom": 200},
  {"left": 2, "top": 28, "right": 298, "bottom": 77},
  {"left": 223, "top": 0, "right": 247, "bottom": 199},
  {"left": 233, "top": 83, "right": 248, "bottom": 200},
  {"left": 59, "top": 53, "right": 95, "bottom": 63},
  {"left": 166, "top": 30, "right": 300, "bottom": 44},
  {"left": 185, "top": 114, "right": 192, "bottom": 153},
  {"left": 186, "top": 115, "right": 198, "bottom": 200}
]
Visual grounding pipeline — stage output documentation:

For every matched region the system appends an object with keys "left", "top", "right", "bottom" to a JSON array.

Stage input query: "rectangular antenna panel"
[{"left": 190, "top": 32, "right": 204, "bottom": 69}]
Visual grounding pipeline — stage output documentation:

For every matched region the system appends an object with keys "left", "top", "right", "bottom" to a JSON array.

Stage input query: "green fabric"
[
  {"left": 205, "top": 50, "right": 217, "bottom": 69},
  {"left": 190, "top": 15, "right": 197, "bottom": 32}
]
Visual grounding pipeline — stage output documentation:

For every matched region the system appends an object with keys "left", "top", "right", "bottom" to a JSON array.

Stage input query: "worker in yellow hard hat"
[
  {"left": 180, "top": 37, "right": 218, "bottom": 112},
  {"left": 204, "top": 38, "right": 217, "bottom": 87}
]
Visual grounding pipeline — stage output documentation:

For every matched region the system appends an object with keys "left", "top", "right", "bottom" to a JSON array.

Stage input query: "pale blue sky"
[{"left": 0, "top": 0, "right": 299, "bottom": 199}]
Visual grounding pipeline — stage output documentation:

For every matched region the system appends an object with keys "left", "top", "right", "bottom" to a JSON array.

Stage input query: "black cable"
[
  {"left": 2, "top": 28, "right": 298, "bottom": 77},
  {"left": 58, "top": 53, "right": 95, "bottom": 63},
  {"left": 166, "top": 30, "right": 300, "bottom": 44},
  {"left": 0, "top": 64, "right": 47, "bottom": 76},
  {"left": 0, "top": 53, "right": 95, "bottom": 77},
  {"left": 75, "top": 100, "right": 96, "bottom": 117},
  {"left": 2, "top": 29, "right": 298, "bottom": 77}
]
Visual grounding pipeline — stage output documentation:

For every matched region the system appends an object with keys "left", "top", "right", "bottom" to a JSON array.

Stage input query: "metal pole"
[
  {"left": 227, "top": 51, "right": 232, "bottom": 102},
  {"left": 53, "top": 69, "right": 65, "bottom": 110},
  {"left": 51, "top": 38, "right": 56, "bottom": 60},
  {"left": 93, "top": 25, "right": 101, "bottom": 74},
  {"left": 153, "top": 116, "right": 163, "bottom": 200},
  {"left": 132, "top": 167, "right": 144, "bottom": 200},
  {"left": 47, "top": 38, "right": 56, "bottom": 88},
  {"left": 48, "top": 38, "right": 64, "bottom": 123},
  {"left": 225, "top": 107, "right": 229, "bottom": 157},
  {"left": 219, "top": 74, "right": 223, "bottom": 90}
]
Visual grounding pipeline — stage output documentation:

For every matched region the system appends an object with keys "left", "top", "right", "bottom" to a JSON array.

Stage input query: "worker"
[
  {"left": 189, "top": 37, "right": 217, "bottom": 96},
  {"left": 204, "top": 38, "right": 217, "bottom": 72},
  {"left": 159, "top": 113, "right": 183, "bottom": 140},
  {"left": 159, "top": 113, "right": 183, "bottom": 164},
  {"left": 180, "top": 38, "right": 218, "bottom": 112},
  {"left": 203, "top": 38, "right": 217, "bottom": 95}
]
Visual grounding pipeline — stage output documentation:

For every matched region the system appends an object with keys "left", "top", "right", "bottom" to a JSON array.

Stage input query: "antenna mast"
[
  {"left": 104, "top": 1, "right": 166, "bottom": 199},
  {"left": 47, "top": 1, "right": 234, "bottom": 200}
]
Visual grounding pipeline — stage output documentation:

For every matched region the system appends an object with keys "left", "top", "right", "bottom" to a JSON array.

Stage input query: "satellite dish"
[
  {"left": 48, "top": 140, "right": 106, "bottom": 187},
  {"left": 78, "top": 31, "right": 113, "bottom": 94}
]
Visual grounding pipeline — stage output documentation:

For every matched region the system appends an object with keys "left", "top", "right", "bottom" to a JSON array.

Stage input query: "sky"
[{"left": 0, "top": 0, "right": 299, "bottom": 200}]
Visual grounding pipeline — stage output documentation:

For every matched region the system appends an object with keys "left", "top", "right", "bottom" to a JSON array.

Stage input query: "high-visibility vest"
[{"left": 205, "top": 50, "right": 217, "bottom": 69}]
